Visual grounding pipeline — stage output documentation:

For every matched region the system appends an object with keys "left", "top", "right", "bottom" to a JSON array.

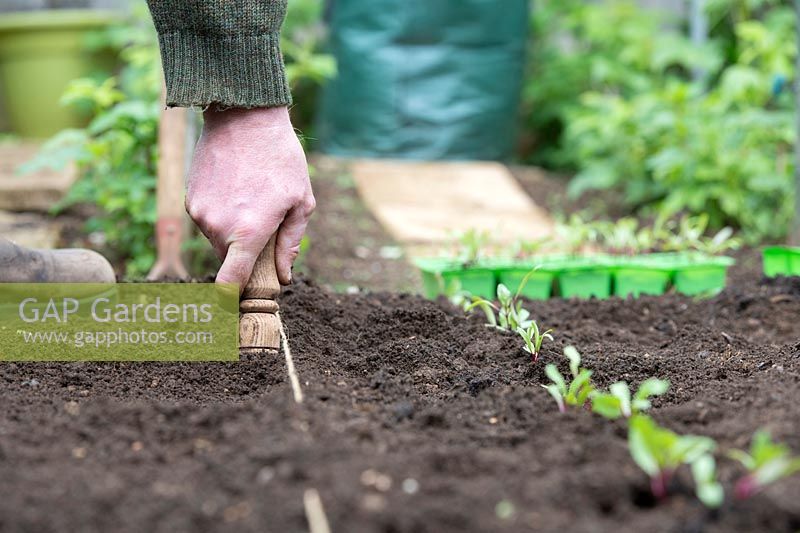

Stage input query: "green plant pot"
[
  {"left": 497, "top": 269, "right": 554, "bottom": 300},
  {"left": 673, "top": 258, "right": 734, "bottom": 296},
  {"left": 791, "top": 249, "right": 800, "bottom": 276},
  {"left": 614, "top": 268, "right": 671, "bottom": 298},
  {"left": 762, "top": 246, "right": 792, "bottom": 277},
  {"left": 558, "top": 268, "right": 613, "bottom": 299},
  {"left": 0, "top": 10, "right": 118, "bottom": 138}
]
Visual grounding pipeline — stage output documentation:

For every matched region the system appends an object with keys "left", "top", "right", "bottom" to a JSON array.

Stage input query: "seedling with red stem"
[
  {"left": 516, "top": 321, "right": 553, "bottom": 362},
  {"left": 628, "top": 414, "right": 721, "bottom": 507},
  {"left": 591, "top": 378, "right": 669, "bottom": 419},
  {"left": 728, "top": 430, "right": 800, "bottom": 500},
  {"left": 542, "top": 346, "right": 594, "bottom": 412}
]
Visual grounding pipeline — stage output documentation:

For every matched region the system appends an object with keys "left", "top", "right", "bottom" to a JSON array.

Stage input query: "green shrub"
[
  {"left": 522, "top": 0, "right": 795, "bottom": 242},
  {"left": 21, "top": 3, "right": 161, "bottom": 277}
]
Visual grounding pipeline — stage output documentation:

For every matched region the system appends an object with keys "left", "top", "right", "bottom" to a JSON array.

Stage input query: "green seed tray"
[
  {"left": 415, "top": 253, "right": 735, "bottom": 300},
  {"left": 762, "top": 246, "right": 800, "bottom": 277}
]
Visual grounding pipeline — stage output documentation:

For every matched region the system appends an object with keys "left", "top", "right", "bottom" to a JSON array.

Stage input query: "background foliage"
[
  {"left": 25, "top": 0, "right": 795, "bottom": 276},
  {"left": 522, "top": 0, "right": 796, "bottom": 242}
]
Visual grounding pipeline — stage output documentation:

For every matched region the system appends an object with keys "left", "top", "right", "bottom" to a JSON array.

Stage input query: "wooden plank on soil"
[
  {"left": 0, "top": 141, "right": 77, "bottom": 212},
  {"left": 0, "top": 210, "right": 61, "bottom": 249},
  {"left": 350, "top": 159, "right": 555, "bottom": 251}
]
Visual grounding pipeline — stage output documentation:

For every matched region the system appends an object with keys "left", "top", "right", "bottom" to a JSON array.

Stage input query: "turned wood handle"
[
  {"left": 242, "top": 235, "right": 280, "bottom": 300},
  {"left": 239, "top": 235, "right": 281, "bottom": 352}
]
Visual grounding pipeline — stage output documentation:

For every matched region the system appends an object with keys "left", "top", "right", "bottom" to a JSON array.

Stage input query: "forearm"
[{"left": 146, "top": 0, "right": 291, "bottom": 109}]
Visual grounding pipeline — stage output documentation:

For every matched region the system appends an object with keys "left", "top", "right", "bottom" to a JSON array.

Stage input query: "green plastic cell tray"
[
  {"left": 417, "top": 258, "right": 497, "bottom": 299},
  {"left": 762, "top": 246, "right": 800, "bottom": 277},
  {"left": 415, "top": 253, "right": 735, "bottom": 300},
  {"left": 497, "top": 269, "right": 554, "bottom": 300},
  {"left": 671, "top": 257, "right": 735, "bottom": 296},
  {"left": 555, "top": 256, "right": 614, "bottom": 299}
]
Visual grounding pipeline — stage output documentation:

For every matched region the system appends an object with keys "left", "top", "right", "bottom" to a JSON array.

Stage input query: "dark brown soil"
[
  {"left": 299, "top": 156, "right": 422, "bottom": 293},
  {"left": 1, "top": 271, "right": 799, "bottom": 532}
]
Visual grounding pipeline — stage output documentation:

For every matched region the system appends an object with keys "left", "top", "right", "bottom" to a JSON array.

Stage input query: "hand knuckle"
[
  {"left": 302, "top": 196, "right": 317, "bottom": 217},
  {"left": 185, "top": 201, "right": 202, "bottom": 222}
]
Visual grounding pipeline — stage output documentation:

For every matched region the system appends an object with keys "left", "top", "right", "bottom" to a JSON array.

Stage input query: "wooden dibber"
[{"left": 239, "top": 235, "right": 282, "bottom": 354}]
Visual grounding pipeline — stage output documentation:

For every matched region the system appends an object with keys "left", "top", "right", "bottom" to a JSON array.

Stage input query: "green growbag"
[{"left": 317, "top": 0, "right": 529, "bottom": 160}]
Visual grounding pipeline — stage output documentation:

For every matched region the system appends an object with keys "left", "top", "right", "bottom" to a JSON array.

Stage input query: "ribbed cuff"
[{"left": 157, "top": 31, "right": 292, "bottom": 109}]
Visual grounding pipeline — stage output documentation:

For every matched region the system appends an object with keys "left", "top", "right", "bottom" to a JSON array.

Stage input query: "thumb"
[
  {"left": 215, "top": 240, "right": 266, "bottom": 294},
  {"left": 275, "top": 205, "right": 311, "bottom": 285}
]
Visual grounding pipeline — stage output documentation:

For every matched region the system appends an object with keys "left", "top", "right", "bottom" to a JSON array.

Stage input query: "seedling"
[
  {"left": 466, "top": 281, "right": 534, "bottom": 332},
  {"left": 455, "top": 229, "right": 490, "bottom": 266},
  {"left": 691, "top": 454, "right": 725, "bottom": 508},
  {"left": 437, "top": 276, "right": 471, "bottom": 312},
  {"left": 542, "top": 346, "right": 594, "bottom": 412},
  {"left": 628, "top": 414, "right": 718, "bottom": 503},
  {"left": 697, "top": 226, "right": 741, "bottom": 255},
  {"left": 599, "top": 217, "right": 642, "bottom": 255},
  {"left": 728, "top": 430, "right": 800, "bottom": 499},
  {"left": 659, "top": 214, "right": 740, "bottom": 254},
  {"left": 591, "top": 378, "right": 670, "bottom": 419},
  {"left": 516, "top": 321, "right": 553, "bottom": 362},
  {"left": 509, "top": 238, "right": 548, "bottom": 259},
  {"left": 556, "top": 214, "right": 602, "bottom": 254}
]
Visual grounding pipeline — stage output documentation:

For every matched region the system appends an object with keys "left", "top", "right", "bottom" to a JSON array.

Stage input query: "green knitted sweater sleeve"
[{"left": 146, "top": 0, "right": 291, "bottom": 108}]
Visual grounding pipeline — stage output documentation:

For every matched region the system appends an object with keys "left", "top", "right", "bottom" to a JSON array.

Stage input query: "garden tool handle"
[
  {"left": 242, "top": 235, "right": 280, "bottom": 300},
  {"left": 147, "top": 87, "right": 189, "bottom": 280},
  {"left": 239, "top": 234, "right": 281, "bottom": 353}
]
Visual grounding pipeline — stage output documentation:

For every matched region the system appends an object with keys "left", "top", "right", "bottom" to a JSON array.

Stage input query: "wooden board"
[
  {"left": 0, "top": 210, "right": 61, "bottom": 249},
  {"left": 350, "top": 159, "right": 555, "bottom": 251},
  {"left": 0, "top": 141, "right": 77, "bottom": 212}
]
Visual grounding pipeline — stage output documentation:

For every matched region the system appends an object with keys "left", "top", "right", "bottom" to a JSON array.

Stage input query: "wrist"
[{"left": 202, "top": 105, "right": 291, "bottom": 130}]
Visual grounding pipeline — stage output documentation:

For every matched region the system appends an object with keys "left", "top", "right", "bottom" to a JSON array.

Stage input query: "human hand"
[{"left": 186, "top": 106, "right": 315, "bottom": 291}]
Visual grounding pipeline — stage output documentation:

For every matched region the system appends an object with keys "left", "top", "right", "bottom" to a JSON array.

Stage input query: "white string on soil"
[
  {"left": 277, "top": 312, "right": 304, "bottom": 404},
  {"left": 303, "top": 488, "right": 332, "bottom": 533}
]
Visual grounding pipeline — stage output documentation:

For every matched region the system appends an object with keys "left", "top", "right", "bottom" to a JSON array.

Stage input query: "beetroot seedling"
[
  {"left": 467, "top": 283, "right": 532, "bottom": 332},
  {"left": 455, "top": 228, "right": 490, "bottom": 266},
  {"left": 517, "top": 321, "right": 553, "bottom": 362},
  {"left": 591, "top": 378, "right": 669, "bottom": 419},
  {"left": 628, "top": 414, "right": 718, "bottom": 504},
  {"left": 542, "top": 346, "right": 594, "bottom": 413},
  {"left": 691, "top": 454, "right": 724, "bottom": 508},
  {"left": 728, "top": 430, "right": 800, "bottom": 500},
  {"left": 437, "top": 277, "right": 471, "bottom": 312}
]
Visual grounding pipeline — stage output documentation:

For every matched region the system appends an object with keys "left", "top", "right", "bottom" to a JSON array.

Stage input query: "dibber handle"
[{"left": 239, "top": 235, "right": 281, "bottom": 352}]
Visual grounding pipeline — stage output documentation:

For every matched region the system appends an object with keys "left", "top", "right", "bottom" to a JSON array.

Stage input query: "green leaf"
[
  {"left": 543, "top": 384, "right": 566, "bottom": 413},
  {"left": 591, "top": 393, "right": 623, "bottom": 419},
  {"left": 610, "top": 381, "right": 632, "bottom": 417},
  {"left": 727, "top": 449, "right": 756, "bottom": 471},
  {"left": 692, "top": 455, "right": 724, "bottom": 508},
  {"left": 635, "top": 378, "right": 671, "bottom": 399},
  {"left": 545, "top": 364, "right": 567, "bottom": 396},
  {"left": 672, "top": 435, "right": 717, "bottom": 466},
  {"left": 629, "top": 415, "right": 662, "bottom": 477},
  {"left": 564, "top": 346, "right": 581, "bottom": 379},
  {"left": 632, "top": 378, "right": 669, "bottom": 413},
  {"left": 568, "top": 369, "right": 593, "bottom": 405}
]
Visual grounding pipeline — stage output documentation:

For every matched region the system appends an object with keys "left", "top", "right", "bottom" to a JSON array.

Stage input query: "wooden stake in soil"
[{"left": 239, "top": 235, "right": 281, "bottom": 355}]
